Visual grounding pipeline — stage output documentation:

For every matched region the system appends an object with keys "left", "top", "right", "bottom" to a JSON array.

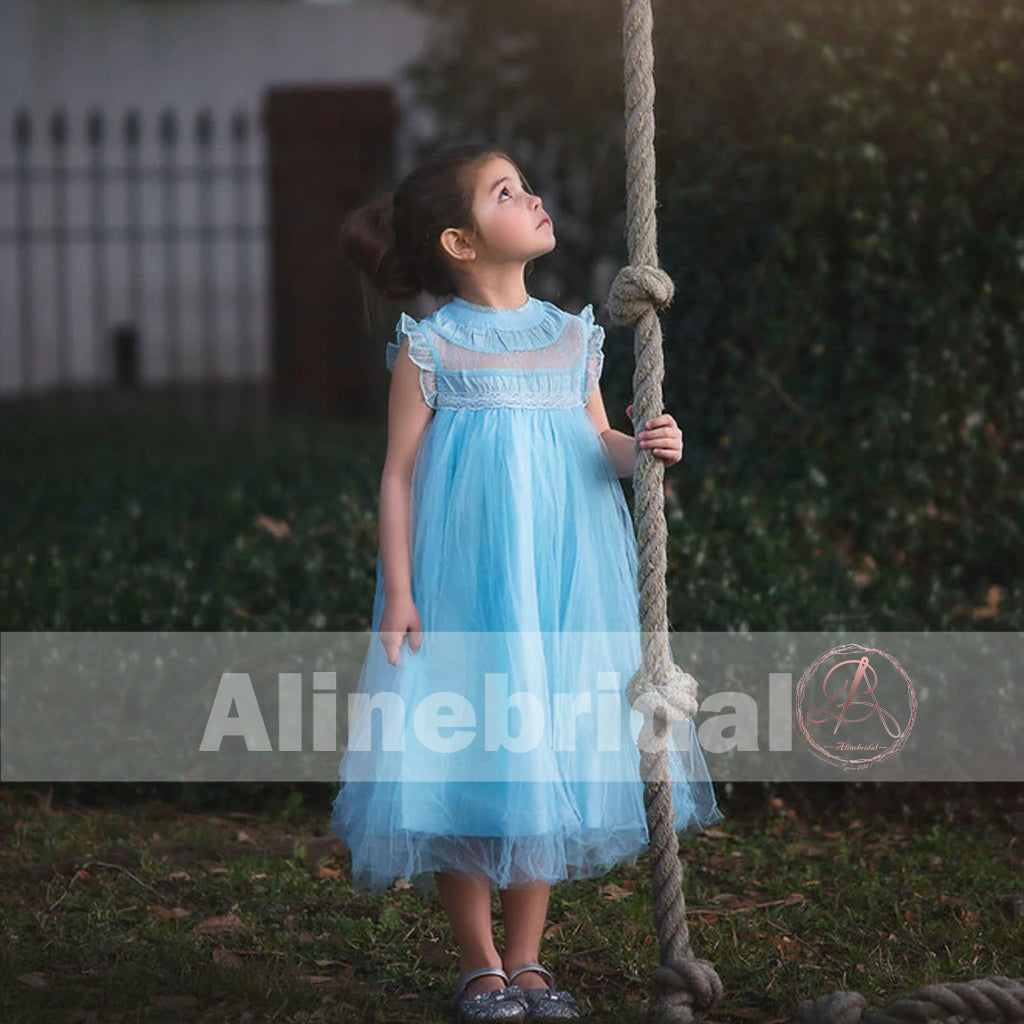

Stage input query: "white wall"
[{"left": 0, "top": 0, "right": 435, "bottom": 394}]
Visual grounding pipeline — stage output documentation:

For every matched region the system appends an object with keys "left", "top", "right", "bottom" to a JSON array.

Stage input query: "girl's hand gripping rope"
[{"left": 626, "top": 403, "right": 685, "bottom": 467}]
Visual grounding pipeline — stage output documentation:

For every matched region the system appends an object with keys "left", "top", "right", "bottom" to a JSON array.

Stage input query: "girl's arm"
[
  {"left": 585, "top": 386, "right": 685, "bottom": 477},
  {"left": 379, "top": 340, "right": 434, "bottom": 600},
  {"left": 585, "top": 384, "right": 636, "bottom": 478}
]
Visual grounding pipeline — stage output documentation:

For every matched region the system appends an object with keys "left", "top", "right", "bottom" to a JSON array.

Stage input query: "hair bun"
[{"left": 340, "top": 191, "right": 422, "bottom": 302}]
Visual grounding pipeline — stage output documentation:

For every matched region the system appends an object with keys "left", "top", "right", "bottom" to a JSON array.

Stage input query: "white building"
[{"left": 0, "top": 0, "right": 436, "bottom": 403}]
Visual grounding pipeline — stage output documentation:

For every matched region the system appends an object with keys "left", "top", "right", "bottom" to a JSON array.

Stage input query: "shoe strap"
[
  {"left": 454, "top": 965, "right": 511, "bottom": 1000},
  {"left": 507, "top": 962, "right": 554, "bottom": 988}
]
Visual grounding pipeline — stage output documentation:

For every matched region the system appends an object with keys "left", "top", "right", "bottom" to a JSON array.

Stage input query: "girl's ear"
[{"left": 440, "top": 226, "right": 475, "bottom": 263}]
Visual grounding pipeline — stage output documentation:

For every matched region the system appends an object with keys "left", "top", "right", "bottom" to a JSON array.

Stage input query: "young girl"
[{"left": 331, "top": 143, "right": 723, "bottom": 1022}]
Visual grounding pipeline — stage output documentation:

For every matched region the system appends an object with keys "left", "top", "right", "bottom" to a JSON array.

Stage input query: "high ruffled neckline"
[
  {"left": 426, "top": 294, "right": 568, "bottom": 351},
  {"left": 451, "top": 295, "right": 532, "bottom": 313},
  {"left": 440, "top": 295, "right": 548, "bottom": 329}
]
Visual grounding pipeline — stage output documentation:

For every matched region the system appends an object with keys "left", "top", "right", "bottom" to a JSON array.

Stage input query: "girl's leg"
[
  {"left": 499, "top": 880, "right": 552, "bottom": 991},
  {"left": 434, "top": 869, "right": 505, "bottom": 997}
]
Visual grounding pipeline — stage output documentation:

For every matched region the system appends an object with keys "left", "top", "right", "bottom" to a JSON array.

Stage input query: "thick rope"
[
  {"left": 609, "top": 1, "right": 719, "bottom": 1022},
  {"left": 607, "top": 4, "right": 1024, "bottom": 1024},
  {"left": 797, "top": 976, "right": 1024, "bottom": 1024}
]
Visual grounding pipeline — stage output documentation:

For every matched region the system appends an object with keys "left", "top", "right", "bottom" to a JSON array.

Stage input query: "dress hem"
[{"left": 335, "top": 805, "right": 726, "bottom": 899}]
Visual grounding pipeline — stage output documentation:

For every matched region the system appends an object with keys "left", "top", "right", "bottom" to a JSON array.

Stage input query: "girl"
[{"left": 332, "top": 143, "right": 723, "bottom": 1022}]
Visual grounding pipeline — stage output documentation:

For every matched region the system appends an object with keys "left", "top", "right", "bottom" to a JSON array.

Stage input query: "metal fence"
[{"left": 0, "top": 106, "right": 269, "bottom": 400}]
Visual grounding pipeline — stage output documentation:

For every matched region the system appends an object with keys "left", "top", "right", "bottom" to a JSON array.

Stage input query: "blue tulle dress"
[{"left": 330, "top": 294, "right": 723, "bottom": 898}]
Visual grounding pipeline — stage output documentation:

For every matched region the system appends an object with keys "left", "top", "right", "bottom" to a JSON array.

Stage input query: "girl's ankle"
[
  {"left": 459, "top": 962, "right": 508, "bottom": 997},
  {"left": 504, "top": 966, "right": 547, "bottom": 991}
]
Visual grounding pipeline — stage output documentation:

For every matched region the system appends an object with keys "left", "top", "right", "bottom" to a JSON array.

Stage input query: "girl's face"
[{"left": 464, "top": 154, "right": 555, "bottom": 264}]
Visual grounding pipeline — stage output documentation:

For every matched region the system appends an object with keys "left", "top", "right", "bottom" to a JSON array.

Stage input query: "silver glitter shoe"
[
  {"left": 506, "top": 963, "right": 583, "bottom": 1020},
  {"left": 449, "top": 966, "right": 529, "bottom": 1022}
]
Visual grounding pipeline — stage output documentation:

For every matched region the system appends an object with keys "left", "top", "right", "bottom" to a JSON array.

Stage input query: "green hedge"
[
  {"left": 405, "top": 0, "right": 1023, "bottom": 628},
  {"left": 653, "top": 0, "right": 1023, "bottom": 612}
]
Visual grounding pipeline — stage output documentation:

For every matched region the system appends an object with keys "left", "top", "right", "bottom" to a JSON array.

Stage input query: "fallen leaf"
[
  {"left": 149, "top": 904, "right": 191, "bottom": 920},
  {"left": 256, "top": 514, "right": 291, "bottom": 539},
  {"left": 599, "top": 882, "right": 633, "bottom": 901},
  {"left": 192, "top": 913, "right": 242, "bottom": 936},
  {"left": 710, "top": 892, "right": 745, "bottom": 905},
  {"left": 18, "top": 972, "right": 47, "bottom": 988},
  {"left": 972, "top": 585, "right": 1004, "bottom": 619},
  {"left": 709, "top": 856, "right": 738, "bottom": 871},
  {"left": 213, "top": 948, "right": 244, "bottom": 967},
  {"left": 790, "top": 843, "right": 824, "bottom": 856},
  {"left": 852, "top": 554, "right": 877, "bottom": 587},
  {"left": 417, "top": 939, "right": 453, "bottom": 967},
  {"left": 690, "top": 910, "right": 720, "bottom": 924}
]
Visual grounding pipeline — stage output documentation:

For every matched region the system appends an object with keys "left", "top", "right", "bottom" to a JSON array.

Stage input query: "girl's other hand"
[
  {"left": 379, "top": 595, "right": 423, "bottom": 666},
  {"left": 626, "top": 404, "right": 685, "bottom": 467}
]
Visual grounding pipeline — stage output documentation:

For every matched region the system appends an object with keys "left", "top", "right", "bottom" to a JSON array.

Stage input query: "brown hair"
[{"left": 340, "top": 142, "right": 535, "bottom": 311}]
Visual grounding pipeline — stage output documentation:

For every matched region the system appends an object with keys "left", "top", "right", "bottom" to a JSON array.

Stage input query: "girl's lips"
[{"left": 538, "top": 216, "right": 552, "bottom": 229}]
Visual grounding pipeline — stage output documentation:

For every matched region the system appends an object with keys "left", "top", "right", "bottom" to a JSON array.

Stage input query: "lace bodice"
[{"left": 384, "top": 295, "right": 605, "bottom": 410}]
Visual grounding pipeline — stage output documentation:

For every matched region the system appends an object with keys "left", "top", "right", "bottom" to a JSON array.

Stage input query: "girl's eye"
[{"left": 499, "top": 182, "right": 531, "bottom": 201}]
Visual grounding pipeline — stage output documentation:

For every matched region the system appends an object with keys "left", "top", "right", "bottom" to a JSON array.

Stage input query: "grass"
[{"left": 1, "top": 783, "right": 1021, "bottom": 1023}]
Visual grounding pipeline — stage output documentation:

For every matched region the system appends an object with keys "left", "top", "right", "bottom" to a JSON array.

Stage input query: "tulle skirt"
[{"left": 330, "top": 406, "right": 723, "bottom": 898}]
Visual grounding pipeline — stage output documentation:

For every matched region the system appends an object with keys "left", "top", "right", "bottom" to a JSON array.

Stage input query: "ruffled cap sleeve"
[
  {"left": 580, "top": 303, "right": 605, "bottom": 401},
  {"left": 385, "top": 312, "right": 438, "bottom": 409}
]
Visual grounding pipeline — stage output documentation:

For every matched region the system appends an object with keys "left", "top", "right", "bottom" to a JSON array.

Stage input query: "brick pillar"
[{"left": 263, "top": 85, "right": 396, "bottom": 421}]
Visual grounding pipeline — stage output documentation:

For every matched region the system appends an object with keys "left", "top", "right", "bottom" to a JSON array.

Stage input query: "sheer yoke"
[{"left": 385, "top": 296, "right": 604, "bottom": 410}]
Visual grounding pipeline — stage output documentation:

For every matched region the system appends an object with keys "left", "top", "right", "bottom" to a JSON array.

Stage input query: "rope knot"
[
  {"left": 651, "top": 956, "right": 723, "bottom": 1023},
  {"left": 607, "top": 264, "right": 676, "bottom": 325},
  {"left": 626, "top": 661, "right": 698, "bottom": 726}
]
